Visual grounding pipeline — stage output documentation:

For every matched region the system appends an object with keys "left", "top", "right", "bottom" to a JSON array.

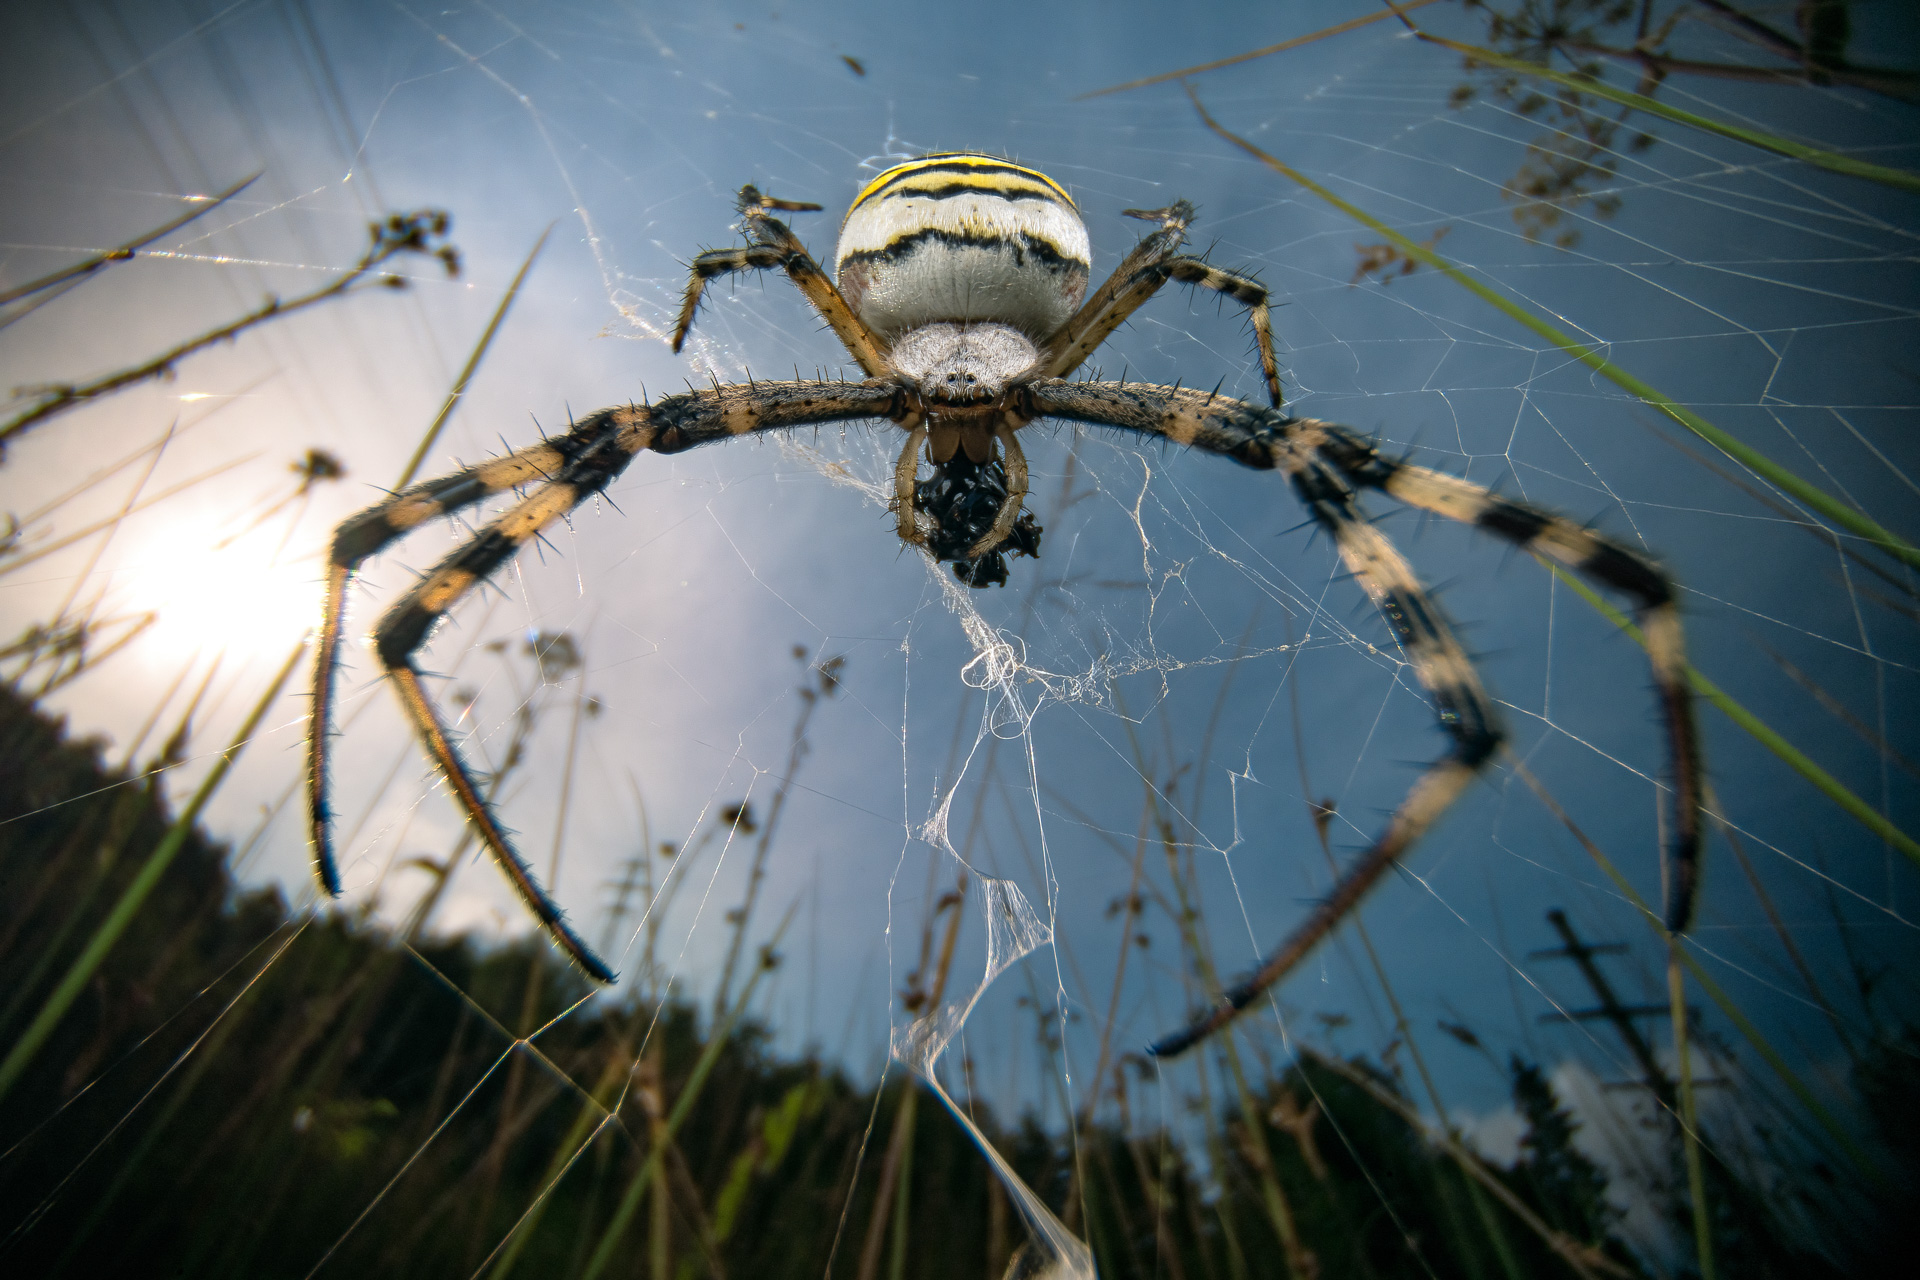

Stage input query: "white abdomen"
[{"left": 832, "top": 154, "right": 1090, "bottom": 343}]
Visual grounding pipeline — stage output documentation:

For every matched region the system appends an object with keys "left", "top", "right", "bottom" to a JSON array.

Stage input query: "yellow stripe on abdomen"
[
  {"left": 835, "top": 153, "right": 1089, "bottom": 341},
  {"left": 847, "top": 152, "right": 1077, "bottom": 215}
]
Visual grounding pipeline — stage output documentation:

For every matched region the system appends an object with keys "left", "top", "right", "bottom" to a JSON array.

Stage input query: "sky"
[{"left": 2, "top": 0, "right": 1917, "bottom": 1201}]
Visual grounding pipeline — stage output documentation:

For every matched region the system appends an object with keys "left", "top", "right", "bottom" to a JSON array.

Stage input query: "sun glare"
[{"left": 118, "top": 512, "right": 320, "bottom": 667}]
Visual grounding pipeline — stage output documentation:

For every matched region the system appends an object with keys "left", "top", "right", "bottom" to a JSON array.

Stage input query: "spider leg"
[
  {"left": 1023, "top": 379, "right": 1699, "bottom": 1052},
  {"left": 672, "top": 244, "right": 787, "bottom": 353},
  {"left": 672, "top": 185, "right": 892, "bottom": 379},
  {"left": 1147, "top": 462, "right": 1499, "bottom": 1055},
  {"left": 965, "top": 421, "right": 1030, "bottom": 559},
  {"left": 893, "top": 416, "right": 928, "bottom": 545},
  {"left": 376, "top": 479, "right": 624, "bottom": 980},
  {"left": 311, "top": 416, "right": 638, "bottom": 895},
  {"left": 1307, "top": 423, "right": 1701, "bottom": 929},
  {"left": 1164, "top": 259, "right": 1282, "bottom": 408},
  {"left": 1041, "top": 202, "right": 1192, "bottom": 374},
  {"left": 1039, "top": 203, "right": 1283, "bottom": 407},
  {"left": 312, "top": 380, "right": 903, "bottom": 977}
]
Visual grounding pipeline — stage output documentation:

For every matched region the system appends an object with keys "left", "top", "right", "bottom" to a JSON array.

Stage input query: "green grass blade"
[
  {"left": 1415, "top": 31, "right": 1920, "bottom": 194},
  {"left": 1669, "top": 946, "right": 1718, "bottom": 1280},
  {"left": 578, "top": 903, "right": 795, "bottom": 1280},
  {"left": 395, "top": 223, "right": 552, "bottom": 490},
  {"left": 1186, "top": 88, "right": 1920, "bottom": 572},
  {"left": 484, "top": 1052, "right": 630, "bottom": 1280},
  {"left": 1540, "top": 558, "right": 1920, "bottom": 869},
  {"left": 0, "top": 642, "right": 303, "bottom": 1104}
]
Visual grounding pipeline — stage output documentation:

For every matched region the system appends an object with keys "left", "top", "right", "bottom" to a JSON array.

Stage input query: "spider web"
[{"left": 0, "top": 1, "right": 1916, "bottom": 1274}]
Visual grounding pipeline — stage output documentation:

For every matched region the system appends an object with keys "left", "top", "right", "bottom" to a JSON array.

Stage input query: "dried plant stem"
[
  {"left": 0, "top": 452, "right": 257, "bottom": 578},
  {"left": 1408, "top": 27, "right": 1920, "bottom": 192},
  {"left": 578, "top": 902, "right": 795, "bottom": 1280},
  {"left": 1509, "top": 758, "right": 1880, "bottom": 1183},
  {"left": 1075, "top": 0, "right": 1442, "bottom": 99},
  {"left": 1149, "top": 789, "right": 1313, "bottom": 1278},
  {"left": 0, "top": 211, "right": 454, "bottom": 454},
  {"left": 0, "top": 172, "right": 259, "bottom": 314},
  {"left": 859, "top": 864, "right": 967, "bottom": 1280},
  {"left": 1299, "top": 1046, "right": 1634, "bottom": 1280},
  {"left": 715, "top": 660, "right": 832, "bottom": 1018}
]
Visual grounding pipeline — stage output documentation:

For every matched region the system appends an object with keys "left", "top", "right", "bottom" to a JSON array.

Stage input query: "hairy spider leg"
[
  {"left": 310, "top": 380, "right": 903, "bottom": 979},
  {"left": 892, "top": 415, "right": 928, "bottom": 544},
  {"left": 672, "top": 185, "right": 893, "bottom": 379},
  {"left": 313, "top": 433, "right": 599, "bottom": 893},
  {"left": 1040, "top": 203, "right": 1283, "bottom": 407},
  {"left": 1308, "top": 424, "right": 1701, "bottom": 929},
  {"left": 966, "top": 420, "right": 1031, "bottom": 560},
  {"left": 1022, "top": 380, "right": 1698, "bottom": 1055},
  {"left": 1041, "top": 202, "right": 1195, "bottom": 374}
]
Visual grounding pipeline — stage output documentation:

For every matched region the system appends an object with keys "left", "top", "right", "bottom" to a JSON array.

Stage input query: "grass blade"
[
  {"left": 578, "top": 902, "right": 796, "bottom": 1280},
  {"left": 1413, "top": 28, "right": 1920, "bottom": 195},
  {"left": 0, "top": 642, "right": 303, "bottom": 1103},
  {"left": 394, "top": 223, "right": 552, "bottom": 490},
  {"left": 0, "top": 172, "right": 261, "bottom": 314},
  {"left": 1510, "top": 760, "right": 1881, "bottom": 1182},
  {"left": 1669, "top": 945, "right": 1717, "bottom": 1280},
  {"left": 1186, "top": 87, "right": 1920, "bottom": 572},
  {"left": 1538, "top": 556, "right": 1920, "bottom": 869}
]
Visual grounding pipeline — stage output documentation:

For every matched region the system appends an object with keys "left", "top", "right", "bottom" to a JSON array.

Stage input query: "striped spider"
[{"left": 308, "top": 153, "right": 1700, "bottom": 1054}]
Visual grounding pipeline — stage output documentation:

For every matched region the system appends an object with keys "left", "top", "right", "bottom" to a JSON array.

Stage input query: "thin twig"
[
  {"left": 0, "top": 172, "right": 260, "bottom": 314},
  {"left": 0, "top": 210, "right": 457, "bottom": 456}
]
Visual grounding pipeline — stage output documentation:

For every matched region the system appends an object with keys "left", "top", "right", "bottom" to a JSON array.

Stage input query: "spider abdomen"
[{"left": 832, "top": 153, "right": 1089, "bottom": 342}]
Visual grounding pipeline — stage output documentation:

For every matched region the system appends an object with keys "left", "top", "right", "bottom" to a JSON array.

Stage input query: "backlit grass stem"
[{"left": 393, "top": 223, "right": 550, "bottom": 490}]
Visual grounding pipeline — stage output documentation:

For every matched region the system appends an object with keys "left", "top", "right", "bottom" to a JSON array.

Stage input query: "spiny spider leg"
[
  {"left": 1309, "top": 424, "right": 1702, "bottom": 927},
  {"left": 1041, "top": 203, "right": 1283, "bottom": 407},
  {"left": 312, "top": 430, "right": 615, "bottom": 894},
  {"left": 672, "top": 184, "right": 892, "bottom": 378},
  {"left": 1021, "top": 379, "right": 1698, "bottom": 1055},
  {"left": 309, "top": 380, "right": 903, "bottom": 978},
  {"left": 1041, "top": 201, "right": 1194, "bottom": 374}
]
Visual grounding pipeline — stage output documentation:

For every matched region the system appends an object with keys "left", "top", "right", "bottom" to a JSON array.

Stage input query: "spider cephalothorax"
[
  {"left": 309, "top": 152, "right": 1704, "bottom": 1056},
  {"left": 829, "top": 154, "right": 1090, "bottom": 585}
]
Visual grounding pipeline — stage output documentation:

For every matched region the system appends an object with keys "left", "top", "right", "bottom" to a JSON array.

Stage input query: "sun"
[{"left": 116, "top": 509, "right": 321, "bottom": 669}]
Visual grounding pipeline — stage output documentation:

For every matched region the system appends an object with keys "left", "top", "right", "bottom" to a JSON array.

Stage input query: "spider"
[{"left": 307, "top": 153, "right": 1701, "bottom": 1055}]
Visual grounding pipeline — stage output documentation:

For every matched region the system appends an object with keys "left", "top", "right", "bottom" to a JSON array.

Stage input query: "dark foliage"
[{"left": 0, "top": 682, "right": 1891, "bottom": 1277}]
